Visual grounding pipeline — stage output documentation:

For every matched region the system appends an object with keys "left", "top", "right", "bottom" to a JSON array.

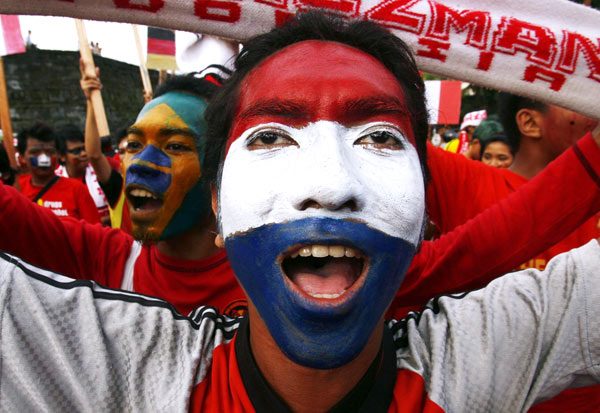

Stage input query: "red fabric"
[
  {"left": 107, "top": 155, "right": 121, "bottom": 171},
  {"left": 189, "top": 335, "right": 443, "bottom": 412},
  {"left": 419, "top": 134, "right": 600, "bottom": 412},
  {"left": 389, "top": 133, "right": 600, "bottom": 318},
  {"left": 426, "top": 134, "right": 600, "bottom": 271},
  {"left": 133, "top": 247, "right": 246, "bottom": 316},
  {"left": 190, "top": 338, "right": 255, "bottom": 412},
  {"left": 0, "top": 182, "right": 245, "bottom": 315},
  {"left": 147, "top": 38, "right": 175, "bottom": 55},
  {"left": 19, "top": 174, "right": 100, "bottom": 224}
]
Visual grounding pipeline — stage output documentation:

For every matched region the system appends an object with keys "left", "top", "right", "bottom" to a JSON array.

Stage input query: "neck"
[
  {"left": 248, "top": 305, "right": 383, "bottom": 412},
  {"left": 156, "top": 213, "right": 221, "bottom": 260},
  {"left": 30, "top": 172, "right": 56, "bottom": 187},
  {"left": 508, "top": 138, "right": 554, "bottom": 179}
]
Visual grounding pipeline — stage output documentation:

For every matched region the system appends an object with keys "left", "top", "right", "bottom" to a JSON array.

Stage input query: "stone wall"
[{"left": 2, "top": 48, "right": 158, "bottom": 135}]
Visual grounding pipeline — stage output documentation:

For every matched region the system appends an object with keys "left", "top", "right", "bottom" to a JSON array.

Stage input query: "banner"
[
  {"left": 147, "top": 27, "right": 177, "bottom": 71},
  {"left": 0, "top": 15, "right": 25, "bottom": 56},
  {"left": 424, "top": 80, "right": 462, "bottom": 125},
  {"left": 0, "top": 0, "right": 599, "bottom": 119}
]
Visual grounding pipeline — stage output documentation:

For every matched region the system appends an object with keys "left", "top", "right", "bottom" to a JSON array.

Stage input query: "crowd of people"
[{"left": 0, "top": 11, "right": 599, "bottom": 412}]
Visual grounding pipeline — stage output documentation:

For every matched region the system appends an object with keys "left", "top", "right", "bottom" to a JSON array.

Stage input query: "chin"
[{"left": 224, "top": 217, "right": 416, "bottom": 369}]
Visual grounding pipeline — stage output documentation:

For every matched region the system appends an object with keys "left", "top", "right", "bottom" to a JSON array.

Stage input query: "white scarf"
[{"left": 2, "top": 0, "right": 599, "bottom": 119}]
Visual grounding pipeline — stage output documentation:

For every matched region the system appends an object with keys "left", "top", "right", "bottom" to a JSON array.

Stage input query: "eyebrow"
[
  {"left": 237, "top": 99, "right": 311, "bottom": 122},
  {"left": 126, "top": 126, "right": 197, "bottom": 139},
  {"left": 341, "top": 96, "right": 410, "bottom": 120}
]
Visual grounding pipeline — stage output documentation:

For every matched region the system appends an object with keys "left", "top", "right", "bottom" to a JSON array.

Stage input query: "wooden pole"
[
  {"left": 0, "top": 56, "right": 17, "bottom": 169},
  {"left": 158, "top": 70, "right": 168, "bottom": 85},
  {"left": 74, "top": 19, "right": 110, "bottom": 137},
  {"left": 132, "top": 24, "right": 153, "bottom": 96}
]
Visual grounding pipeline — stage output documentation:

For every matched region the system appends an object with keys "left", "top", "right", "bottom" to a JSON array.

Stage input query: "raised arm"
[
  {"left": 80, "top": 58, "right": 112, "bottom": 185},
  {"left": 0, "top": 182, "right": 132, "bottom": 285},
  {"left": 390, "top": 132, "right": 600, "bottom": 318}
]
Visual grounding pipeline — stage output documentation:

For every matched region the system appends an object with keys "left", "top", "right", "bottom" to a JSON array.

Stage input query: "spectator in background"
[
  {"left": 16, "top": 122, "right": 100, "bottom": 223},
  {"left": 480, "top": 133, "right": 515, "bottom": 168},
  {"left": 460, "top": 109, "right": 487, "bottom": 159},
  {"left": 55, "top": 124, "right": 111, "bottom": 225}
]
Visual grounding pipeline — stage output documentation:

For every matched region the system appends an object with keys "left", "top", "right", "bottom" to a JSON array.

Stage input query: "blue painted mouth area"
[
  {"left": 225, "top": 217, "right": 415, "bottom": 369},
  {"left": 125, "top": 145, "right": 171, "bottom": 196}
]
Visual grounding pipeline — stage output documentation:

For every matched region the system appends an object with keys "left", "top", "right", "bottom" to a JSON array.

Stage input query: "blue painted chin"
[{"left": 224, "top": 217, "right": 415, "bottom": 369}]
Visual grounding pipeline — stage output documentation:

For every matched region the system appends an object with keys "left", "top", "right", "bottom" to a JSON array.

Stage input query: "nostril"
[
  {"left": 337, "top": 199, "right": 358, "bottom": 212},
  {"left": 299, "top": 200, "right": 322, "bottom": 211},
  {"left": 298, "top": 199, "right": 358, "bottom": 211}
]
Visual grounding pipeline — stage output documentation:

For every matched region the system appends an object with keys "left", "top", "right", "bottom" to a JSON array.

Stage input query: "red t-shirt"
[
  {"left": 19, "top": 174, "right": 101, "bottom": 224},
  {"left": 1, "top": 182, "right": 245, "bottom": 316},
  {"left": 426, "top": 140, "right": 600, "bottom": 271}
]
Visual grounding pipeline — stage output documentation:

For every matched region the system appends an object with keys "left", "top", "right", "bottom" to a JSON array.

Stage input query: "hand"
[
  {"left": 79, "top": 58, "right": 102, "bottom": 100},
  {"left": 143, "top": 89, "right": 153, "bottom": 104}
]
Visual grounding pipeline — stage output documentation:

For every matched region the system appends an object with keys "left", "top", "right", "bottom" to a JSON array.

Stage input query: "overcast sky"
[{"left": 17, "top": 15, "right": 237, "bottom": 73}]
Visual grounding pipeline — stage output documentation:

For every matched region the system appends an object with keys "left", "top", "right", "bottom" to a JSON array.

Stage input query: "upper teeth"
[
  {"left": 129, "top": 188, "right": 158, "bottom": 199},
  {"left": 290, "top": 245, "right": 360, "bottom": 259}
]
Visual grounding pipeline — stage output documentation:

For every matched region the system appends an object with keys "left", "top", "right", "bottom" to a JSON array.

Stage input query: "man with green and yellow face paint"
[
  {"left": 123, "top": 91, "right": 211, "bottom": 242},
  {"left": 0, "top": 71, "right": 248, "bottom": 317}
]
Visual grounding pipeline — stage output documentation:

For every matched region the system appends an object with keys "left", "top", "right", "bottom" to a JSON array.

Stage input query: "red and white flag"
[
  {"left": 425, "top": 80, "right": 462, "bottom": 125},
  {"left": 0, "top": 15, "right": 25, "bottom": 56}
]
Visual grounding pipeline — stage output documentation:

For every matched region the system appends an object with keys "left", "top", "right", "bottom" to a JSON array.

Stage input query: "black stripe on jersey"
[
  {"left": 0, "top": 250, "right": 241, "bottom": 337},
  {"left": 388, "top": 291, "right": 470, "bottom": 348}
]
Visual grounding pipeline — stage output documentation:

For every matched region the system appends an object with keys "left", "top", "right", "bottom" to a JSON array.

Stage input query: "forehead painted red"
[{"left": 229, "top": 40, "right": 413, "bottom": 147}]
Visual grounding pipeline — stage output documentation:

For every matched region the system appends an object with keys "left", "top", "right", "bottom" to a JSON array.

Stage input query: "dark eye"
[
  {"left": 354, "top": 130, "right": 403, "bottom": 150},
  {"left": 248, "top": 131, "right": 297, "bottom": 149},
  {"left": 126, "top": 141, "right": 143, "bottom": 152},
  {"left": 165, "top": 142, "right": 192, "bottom": 152}
]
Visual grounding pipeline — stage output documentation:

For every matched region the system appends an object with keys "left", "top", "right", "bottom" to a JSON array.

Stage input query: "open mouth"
[
  {"left": 282, "top": 245, "right": 366, "bottom": 300},
  {"left": 126, "top": 186, "right": 164, "bottom": 212}
]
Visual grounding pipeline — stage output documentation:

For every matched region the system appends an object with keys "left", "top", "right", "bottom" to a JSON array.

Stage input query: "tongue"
[
  {"left": 286, "top": 257, "right": 358, "bottom": 295},
  {"left": 137, "top": 198, "right": 163, "bottom": 210}
]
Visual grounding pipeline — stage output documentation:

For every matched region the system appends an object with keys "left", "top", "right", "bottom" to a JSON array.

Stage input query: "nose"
[
  {"left": 127, "top": 162, "right": 162, "bottom": 178},
  {"left": 291, "top": 138, "right": 362, "bottom": 213}
]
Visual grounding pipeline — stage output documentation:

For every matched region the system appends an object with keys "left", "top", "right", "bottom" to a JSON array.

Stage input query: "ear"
[
  {"left": 516, "top": 108, "right": 543, "bottom": 140},
  {"left": 211, "top": 184, "right": 224, "bottom": 249}
]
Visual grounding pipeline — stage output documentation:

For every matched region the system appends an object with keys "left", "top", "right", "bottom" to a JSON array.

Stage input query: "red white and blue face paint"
[
  {"left": 123, "top": 92, "right": 210, "bottom": 242},
  {"left": 219, "top": 41, "right": 425, "bottom": 369}
]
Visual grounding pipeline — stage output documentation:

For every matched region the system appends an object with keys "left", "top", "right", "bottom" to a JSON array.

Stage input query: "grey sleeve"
[
  {"left": 0, "top": 252, "right": 228, "bottom": 412},
  {"left": 396, "top": 239, "right": 600, "bottom": 412}
]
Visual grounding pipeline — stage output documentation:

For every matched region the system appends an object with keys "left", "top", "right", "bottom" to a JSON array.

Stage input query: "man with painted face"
[
  {"left": 16, "top": 121, "right": 100, "bottom": 224},
  {"left": 0, "top": 73, "right": 246, "bottom": 316},
  {"left": 0, "top": 13, "right": 599, "bottom": 412}
]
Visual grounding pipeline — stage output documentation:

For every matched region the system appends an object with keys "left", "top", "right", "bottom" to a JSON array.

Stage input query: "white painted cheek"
[
  {"left": 341, "top": 130, "right": 424, "bottom": 245},
  {"left": 219, "top": 135, "right": 298, "bottom": 238}
]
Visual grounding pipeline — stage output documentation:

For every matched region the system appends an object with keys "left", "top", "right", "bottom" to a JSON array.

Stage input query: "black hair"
[
  {"left": 479, "top": 132, "right": 515, "bottom": 160},
  {"left": 204, "top": 11, "right": 429, "bottom": 184},
  {"left": 497, "top": 92, "right": 548, "bottom": 152},
  {"left": 16, "top": 121, "right": 57, "bottom": 155},
  {"left": 55, "top": 124, "right": 84, "bottom": 155},
  {"left": 154, "top": 65, "right": 231, "bottom": 101}
]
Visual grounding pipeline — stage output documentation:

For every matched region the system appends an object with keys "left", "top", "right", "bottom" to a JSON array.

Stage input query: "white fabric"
[
  {"left": 0, "top": 239, "right": 598, "bottom": 410},
  {"left": 1, "top": 1, "right": 599, "bottom": 119}
]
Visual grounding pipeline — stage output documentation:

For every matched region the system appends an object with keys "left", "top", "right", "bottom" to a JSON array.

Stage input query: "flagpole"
[
  {"left": 131, "top": 24, "right": 153, "bottom": 96},
  {"left": 0, "top": 56, "right": 17, "bottom": 169},
  {"left": 74, "top": 19, "right": 110, "bottom": 137}
]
